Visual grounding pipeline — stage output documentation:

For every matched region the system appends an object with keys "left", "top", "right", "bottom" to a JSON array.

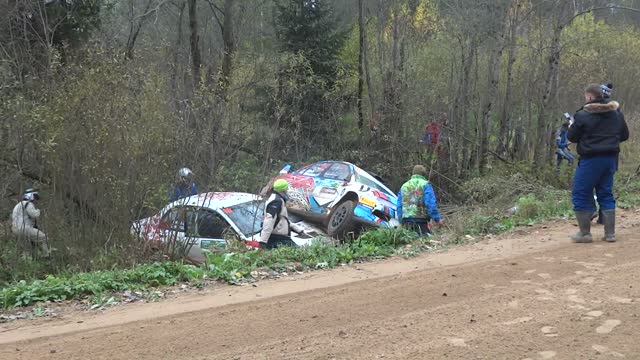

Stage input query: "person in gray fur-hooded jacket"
[{"left": 259, "top": 179, "right": 306, "bottom": 249}]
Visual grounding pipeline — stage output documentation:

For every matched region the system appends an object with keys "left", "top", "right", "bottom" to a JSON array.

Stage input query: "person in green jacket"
[{"left": 396, "top": 165, "right": 443, "bottom": 236}]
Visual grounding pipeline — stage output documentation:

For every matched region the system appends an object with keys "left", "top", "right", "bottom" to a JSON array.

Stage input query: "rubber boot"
[
  {"left": 601, "top": 209, "right": 616, "bottom": 242},
  {"left": 571, "top": 211, "right": 593, "bottom": 243}
]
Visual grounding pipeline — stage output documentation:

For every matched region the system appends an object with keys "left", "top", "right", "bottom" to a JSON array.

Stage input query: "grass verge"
[{"left": 1, "top": 227, "right": 428, "bottom": 309}]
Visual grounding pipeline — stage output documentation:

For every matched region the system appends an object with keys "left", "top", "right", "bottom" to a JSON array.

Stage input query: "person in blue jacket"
[
  {"left": 169, "top": 168, "right": 198, "bottom": 202},
  {"left": 396, "top": 165, "right": 443, "bottom": 236},
  {"left": 567, "top": 83, "right": 629, "bottom": 243},
  {"left": 555, "top": 121, "right": 574, "bottom": 175}
]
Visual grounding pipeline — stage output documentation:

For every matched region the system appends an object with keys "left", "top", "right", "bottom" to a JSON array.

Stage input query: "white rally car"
[
  {"left": 266, "top": 161, "right": 400, "bottom": 238},
  {"left": 131, "top": 192, "right": 325, "bottom": 263}
]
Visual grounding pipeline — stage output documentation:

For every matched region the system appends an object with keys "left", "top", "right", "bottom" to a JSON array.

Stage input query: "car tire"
[{"left": 326, "top": 200, "right": 357, "bottom": 240}]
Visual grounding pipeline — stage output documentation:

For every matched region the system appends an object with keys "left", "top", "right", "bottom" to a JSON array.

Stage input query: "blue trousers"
[
  {"left": 556, "top": 148, "right": 574, "bottom": 165},
  {"left": 572, "top": 156, "right": 617, "bottom": 212}
]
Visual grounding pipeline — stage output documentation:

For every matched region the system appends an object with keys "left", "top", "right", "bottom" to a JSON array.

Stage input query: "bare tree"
[
  {"left": 477, "top": 1, "right": 510, "bottom": 174},
  {"left": 188, "top": 0, "right": 201, "bottom": 87},
  {"left": 218, "top": 0, "right": 235, "bottom": 98},
  {"left": 357, "top": 0, "right": 365, "bottom": 130}
]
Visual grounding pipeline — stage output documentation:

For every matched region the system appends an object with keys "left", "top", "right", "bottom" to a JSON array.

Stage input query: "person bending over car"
[
  {"left": 259, "top": 179, "right": 306, "bottom": 249},
  {"left": 396, "top": 165, "right": 443, "bottom": 236},
  {"left": 169, "top": 167, "right": 198, "bottom": 203}
]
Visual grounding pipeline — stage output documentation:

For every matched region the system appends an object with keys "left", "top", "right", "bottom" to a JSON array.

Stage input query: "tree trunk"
[
  {"left": 218, "top": 0, "right": 235, "bottom": 99},
  {"left": 170, "top": 2, "right": 186, "bottom": 98},
  {"left": 478, "top": 4, "right": 509, "bottom": 174},
  {"left": 362, "top": 7, "right": 375, "bottom": 115},
  {"left": 496, "top": 1, "right": 519, "bottom": 155},
  {"left": 455, "top": 37, "right": 476, "bottom": 177},
  {"left": 357, "top": 0, "right": 365, "bottom": 130},
  {"left": 125, "top": 0, "right": 153, "bottom": 60},
  {"left": 188, "top": 0, "right": 201, "bottom": 88},
  {"left": 534, "top": 22, "right": 563, "bottom": 166},
  {"left": 478, "top": 45, "right": 502, "bottom": 174}
]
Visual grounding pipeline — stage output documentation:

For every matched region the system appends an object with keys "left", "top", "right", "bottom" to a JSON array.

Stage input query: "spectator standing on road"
[
  {"left": 568, "top": 83, "right": 629, "bottom": 243},
  {"left": 169, "top": 167, "right": 198, "bottom": 202},
  {"left": 396, "top": 165, "right": 443, "bottom": 236},
  {"left": 11, "top": 189, "right": 50, "bottom": 257},
  {"left": 259, "top": 179, "right": 306, "bottom": 249}
]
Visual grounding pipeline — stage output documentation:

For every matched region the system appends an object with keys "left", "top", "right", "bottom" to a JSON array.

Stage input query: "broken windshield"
[{"left": 222, "top": 200, "right": 264, "bottom": 238}]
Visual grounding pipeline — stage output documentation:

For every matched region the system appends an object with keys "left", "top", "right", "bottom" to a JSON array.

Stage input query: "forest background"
[{"left": 1, "top": 0, "right": 639, "bottom": 282}]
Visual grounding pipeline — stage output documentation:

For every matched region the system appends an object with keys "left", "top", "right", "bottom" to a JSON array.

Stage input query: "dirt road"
[{"left": 1, "top": 211, "right": 640, "bottom": 359}]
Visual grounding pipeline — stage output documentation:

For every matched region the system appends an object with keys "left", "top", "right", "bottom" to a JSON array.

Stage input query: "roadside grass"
[
  {"left": 0, "top": 227, "right": 426, "bottom": 309},
  {"left": 450, "top": 174, "right": 640, "bottom": 239},
  {"left": 450, "top": 190, "right": 573, "bottom": 238},
  {"left": 1, "top": 178, "right": 638, "bottom": 310}
]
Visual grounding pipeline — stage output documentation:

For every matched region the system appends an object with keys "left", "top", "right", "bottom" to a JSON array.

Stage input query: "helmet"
[
  {"left": 23, "top": 189, "right": 40, "bottom": 201},
  {"left": 177, "top": 168, "right": 193, "bottom": 179},
  {"left": 273, "top": 179, "right": 289, "bottom": 193}
]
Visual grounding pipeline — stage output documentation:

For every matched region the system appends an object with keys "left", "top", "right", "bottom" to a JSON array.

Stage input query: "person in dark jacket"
[
  {"left": 567, "top": 83, "right": 629, "bottom": 243},
  {"left": 555, "top": 121, "right": 574, "bottom": 174}
]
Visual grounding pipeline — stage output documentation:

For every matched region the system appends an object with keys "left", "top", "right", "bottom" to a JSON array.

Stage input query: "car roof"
[
  {"left": 169, "top": 192, "right": 262, "bottom": 210},
  {"left": 317, "top": 160, "right": 351, "bottom": 166}
]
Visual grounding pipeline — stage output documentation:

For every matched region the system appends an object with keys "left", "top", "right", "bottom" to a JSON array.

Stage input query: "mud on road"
[{"left": 1, "top": 210, "right": 640, "bottom": 359}]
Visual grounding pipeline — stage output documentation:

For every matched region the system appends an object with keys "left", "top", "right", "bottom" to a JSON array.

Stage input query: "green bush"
[
  {"left": 515, "top": 191, "right": 572, "bottom": 222},
  {"left": 516, "top": 194, "right": 540, "bottom": 220}
]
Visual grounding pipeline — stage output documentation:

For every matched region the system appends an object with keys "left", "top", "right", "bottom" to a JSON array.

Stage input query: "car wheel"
[{"left": 326, "top": 200, "right": 356, "bottom": 240}]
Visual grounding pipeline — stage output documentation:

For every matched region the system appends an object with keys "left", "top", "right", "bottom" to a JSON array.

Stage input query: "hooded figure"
[
  {"left": 11, "top": 189, "right": 50, "bottom": 256},
  {"left": 568, "top": 83, "right": 629, "bottom": 243}
]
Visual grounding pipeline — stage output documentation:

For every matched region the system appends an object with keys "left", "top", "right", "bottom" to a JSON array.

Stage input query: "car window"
[
  {"left": 300, "top": 162, "right": 331, "bottom": 177},
  {"left": 356, "top": 171, "right": 395, "bottom": 198},
  {"left": 196, "top": 209, "right": 229, "bottom": 239},
  {"left": 323, "top": 163, "right": 351, "bottom": 181},
  {"left": 161, "top": 206, "right": 228, "bottom": 239},
  {"left": 160, "top": 206, "right": 188, "bottom": 232},
  {"left": 222, "top": 200, "right": 264, "bottom": 238}
]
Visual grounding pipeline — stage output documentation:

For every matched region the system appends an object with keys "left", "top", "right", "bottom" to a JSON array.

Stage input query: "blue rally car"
[{"left": 266, "top": 161, "right": 400, "bottom": 239}]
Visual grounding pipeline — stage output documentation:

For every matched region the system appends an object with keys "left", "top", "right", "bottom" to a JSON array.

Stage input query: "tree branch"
[
  {"left": 134, "top": 0, "right": 171, "bottom": 21},
  {"left": 205, "top": 0, "right": 225, "bottom": 32},
  {"left": 565, "top": 5, "right": 640, "bottom": 27}
]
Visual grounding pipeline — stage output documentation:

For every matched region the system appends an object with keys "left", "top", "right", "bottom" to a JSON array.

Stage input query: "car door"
[
  {"left": 193, "top": 208, "right": 230, "bottom": 254},
  {"left": 158, "top": 206, "right": 231, "bottom": 262},
  {"left": 157, "top": 206, "right": 199, "bottom": 260}
]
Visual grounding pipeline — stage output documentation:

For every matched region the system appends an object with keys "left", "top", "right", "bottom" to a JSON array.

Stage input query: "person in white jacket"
[
  {"left": 11, "top": 189, "right": 50, "bottom": 256},
  {"left": 259, "top": 179, "right": 305, "bottom": 249}
]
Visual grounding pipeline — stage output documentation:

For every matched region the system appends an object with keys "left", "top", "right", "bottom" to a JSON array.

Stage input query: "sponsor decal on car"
[
  {"left": 201, "top": 240, "right": 224, "bottom": 249},
  {"left": 359, "top": 196, "right": 376, "bottom": 209}
]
